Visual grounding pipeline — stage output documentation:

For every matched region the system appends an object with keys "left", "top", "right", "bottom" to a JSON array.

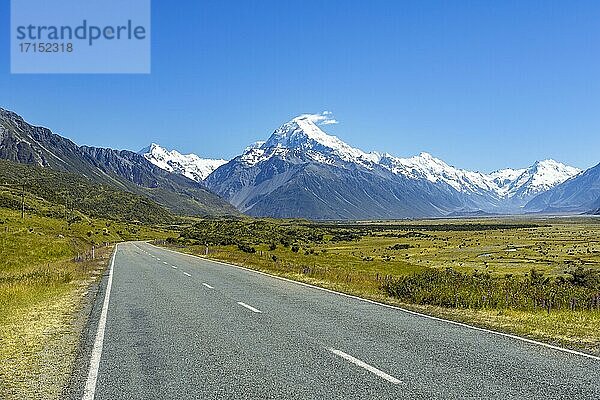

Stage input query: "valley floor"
[{"left": 166, "top": 216, "right": 600, "bottom": 355}]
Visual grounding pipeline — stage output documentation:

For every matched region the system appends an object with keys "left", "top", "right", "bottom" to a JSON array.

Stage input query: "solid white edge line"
[
  {"left": 328, "top": 348, "right": 401, "bottom": 384},
  {"left": 147, "top": 243, "right": 600, "bottom": 361},
  {"left": 202, "top": 283, "right": 214, "bottom": 289},
  {"left": 82, "top": 243, "right": 118, "bottom": 400},
  {"left": 237, "top": 301, "right": 262, "bottom": 313},
  {"left": 183, "top": 272, "right": 191, "bottom": 277}
]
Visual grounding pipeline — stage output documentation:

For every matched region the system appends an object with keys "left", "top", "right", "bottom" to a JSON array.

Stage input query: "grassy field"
[
  {"left": 0, "top": 207, "right": 168, "bottom": 399},
  {"left": 168, "top": 216, "right": 600, "bottom": 354},
  {"left": 3, "top": 209, "right": 597, "bottom": 398},
  {"left": 0, "top": 160, "right": 175, "bottom": 225}
]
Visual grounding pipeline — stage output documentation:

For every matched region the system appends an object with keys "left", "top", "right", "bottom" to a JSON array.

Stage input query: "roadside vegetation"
[
  {"left": 0, "top": 160, "right": 175, "bottom": 224},
  {"left": 167, "top": 217, "right": 600, "bottom": 354},
  {"left": 0, "top": 183, "right": 169, "bottom": 399}
]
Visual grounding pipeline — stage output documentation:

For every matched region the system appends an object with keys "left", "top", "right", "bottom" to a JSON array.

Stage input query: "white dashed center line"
[
  {"left": 237, "top": 302, "right": 262, "bottom": 313},
  {"left": 183, "top": 272, "right": 191, "bottom": 277},
  {"left": 202, "top": 283, "right": 214, "bottom": 289},
  {"left": 327, "top": 348, "right": 401, "bottom": 384},
  {"left": 171, "top": 265, "right": 178, "bottom": 269},
  {"left": 163, "top": 261, "right": 168, "bottom": 265}
]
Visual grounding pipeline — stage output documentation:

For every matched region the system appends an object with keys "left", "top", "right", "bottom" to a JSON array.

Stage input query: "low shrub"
[{"left": 381, "top": 267, "right": 600, "bottom": 312}]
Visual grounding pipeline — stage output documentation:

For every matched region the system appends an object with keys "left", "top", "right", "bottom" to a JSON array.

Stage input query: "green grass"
[
  {"left": 0, "top": 208, "right": 169, "bottom": 399},
  {"left": 167, "top": 217, "right": 600, "bottom": 354},
  {"left": 0, "top": 159, "right": 175, "bottom": 224}
]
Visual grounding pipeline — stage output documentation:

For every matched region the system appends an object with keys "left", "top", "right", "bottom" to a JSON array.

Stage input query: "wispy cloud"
[{"left": 302, "top": 111, "right": 339, "bottom": 126}]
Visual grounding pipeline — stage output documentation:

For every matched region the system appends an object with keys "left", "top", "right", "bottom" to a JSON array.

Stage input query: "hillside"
[
  {"left": 0, "top": 160, "right": 173, "bottom": 224},
  {"left": 0, "top": 108, "right": 237, "bottom": 216}
]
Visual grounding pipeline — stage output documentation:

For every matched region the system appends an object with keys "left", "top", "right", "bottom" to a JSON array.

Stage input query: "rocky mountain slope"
[
  {"left": 203, "top": 114, "right": 581, "bottom": 219},
  {"left": 0, "top": 108, "right": 236, "bottom": 216}
]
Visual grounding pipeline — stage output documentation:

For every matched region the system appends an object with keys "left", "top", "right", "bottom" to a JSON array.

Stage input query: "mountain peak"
[
  {"left": 491, "top": 159, "right": 581, "bottom": 199},
  {"left": 417, "top": 151, "right": 434, "bottom": 159},
  {"left": 138, "top": 142, "right": 161, "bottom": 154},
  {"left": 264, "top": 114, "right": 344, "bottom": 149},
  {"left": 531, "top": 158, "right": 575, "bottom": 171},
  {"left": 526, "top": 159, "right": 581, "bottom": 191},
  {"left": 140, "top": 143, "right": 227, "bottom": 181},
  {"left": 256, "top": 114, "right": 377, "bottom": 165}
]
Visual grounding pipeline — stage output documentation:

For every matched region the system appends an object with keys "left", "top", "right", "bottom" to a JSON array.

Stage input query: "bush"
[
  {"left": 381, "top": 267, "right": 600, "bottom": 312},
  {"left": 237, "top": 243, "right": 256, "bottom": 253},
  {"left": 567, "top": 267, "right": 600, "bottom": 289},
  {"left": 389, "top": 243, "right": 411, "bottom": 250},
  {"left": 330, "top": 232, "right": 361, "bottom": 242},
  {"left": 291, "top": 245, "right": 300, "bottom": 253}
]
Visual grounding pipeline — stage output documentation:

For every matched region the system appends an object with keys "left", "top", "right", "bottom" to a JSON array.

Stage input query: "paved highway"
[{"left": 73, "top": 242, "right": 599, "bottom": 399}]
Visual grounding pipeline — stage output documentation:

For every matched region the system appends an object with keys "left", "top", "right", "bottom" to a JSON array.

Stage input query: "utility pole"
[{"left": 21, "top": 184, "right": 25, "bottom": 219}]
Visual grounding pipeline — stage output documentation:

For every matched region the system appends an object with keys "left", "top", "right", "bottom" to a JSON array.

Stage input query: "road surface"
[{"left": 71, "top": 242, "right": 599, "bottom": 399}]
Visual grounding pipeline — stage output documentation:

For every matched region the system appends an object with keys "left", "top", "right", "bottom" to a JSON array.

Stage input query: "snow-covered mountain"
[
  {"left": 204, "top": 114, "right": 581, "bottom": 219},
  {"left": 376, "top": 154, "right": 579, "bottom": 203},
  {"left": 377, "top": 152, "right": 499, "bottom": 195},
  {"left": 136, "top": 114, "right": 582, "bottom": 219},
  {"left": 490, "top": 160, "right": 581, "bottom": 201},
  {"left": 489, "top": 168, "right": 528, "bottom": 195},
  {"left": 140, "top": 143, "right": 227, "bottom": 182},
  {"left": 525, "top": 162, "right": 600, "bottom": 213}
]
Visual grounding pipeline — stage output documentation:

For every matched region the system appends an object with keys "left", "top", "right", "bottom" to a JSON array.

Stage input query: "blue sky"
[{"left": 1, "top": 1, "right": 599, "bottom": 172}]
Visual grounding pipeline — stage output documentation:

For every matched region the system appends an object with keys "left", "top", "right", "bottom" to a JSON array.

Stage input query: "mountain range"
[
  {"left": 0, "top": 107, "right": 236, "bottom": 217},
  {"left": 1, "top": 107, "right": 598, "bottom": 220},
  {"left": 140, "top": 143, "right": 227, "bottom": 182},
  {"left": 144, "top": 114, "right": 593, "bottom": 219}
]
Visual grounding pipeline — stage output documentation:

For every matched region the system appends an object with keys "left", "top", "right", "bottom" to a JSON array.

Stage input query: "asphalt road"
[{"left": 73, "top": 242, "right": 599, "bottom": 399}]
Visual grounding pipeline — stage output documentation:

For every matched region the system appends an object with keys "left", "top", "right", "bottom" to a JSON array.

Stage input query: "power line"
[{"left": 1, "top": 178, "right": 56, "bottom": 219}]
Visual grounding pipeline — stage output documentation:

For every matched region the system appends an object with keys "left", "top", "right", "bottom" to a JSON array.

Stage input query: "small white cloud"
[
  {"left": 319, "top": 118, "right": 338, "bottom": 125},
  {"left": 301, "top": 111, "right": 339, "bottom": 126}
]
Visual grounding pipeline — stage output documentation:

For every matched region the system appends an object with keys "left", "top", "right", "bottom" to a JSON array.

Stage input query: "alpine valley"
[{"left": 2, "top": 107, "right": 598, "bottom": 220}]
